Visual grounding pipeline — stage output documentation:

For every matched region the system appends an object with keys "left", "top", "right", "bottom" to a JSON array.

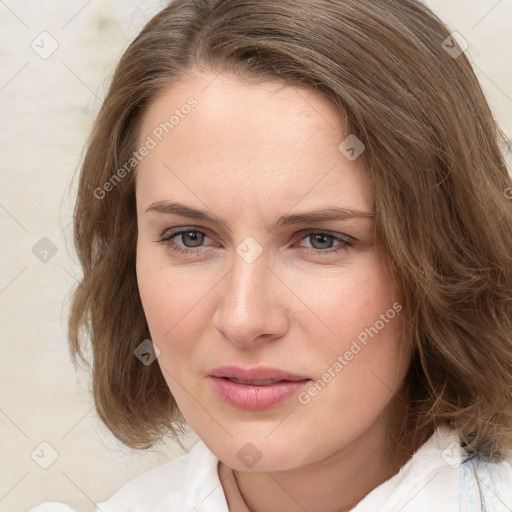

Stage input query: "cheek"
[
  {"left": 135, "top": 247, "right": 215, "bottom": 368},
  {"left": 293, "top": 255, "right": 401, "bottom": 353},
  {"left": 299, "top": 256, "right": 409, "bottom": 405}
]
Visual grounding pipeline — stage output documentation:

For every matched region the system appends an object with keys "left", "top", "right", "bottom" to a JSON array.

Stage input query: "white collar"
[
  {"left": 32, "top": 424, "right": 512, "bottom": 511},
  {"left": 351, "top": 423, "right": 464, "bottom": 511}
]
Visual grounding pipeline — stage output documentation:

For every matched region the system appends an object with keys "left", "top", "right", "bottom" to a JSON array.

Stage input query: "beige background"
[{"left": 1, "top": 1, "right": 511, "bottom": 511}]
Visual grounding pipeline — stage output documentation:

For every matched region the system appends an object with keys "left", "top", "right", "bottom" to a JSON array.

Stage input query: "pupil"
[
  {"left": 311, "top": 234, "right": 332, "bottom": 249},
  {"left": 184, "top": 231, "right": 204, "bottom": 247}
]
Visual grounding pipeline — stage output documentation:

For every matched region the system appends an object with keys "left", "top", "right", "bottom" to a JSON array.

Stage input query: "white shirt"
[{"left": 30, "top": 424, "right": 512, "bottom": 511}]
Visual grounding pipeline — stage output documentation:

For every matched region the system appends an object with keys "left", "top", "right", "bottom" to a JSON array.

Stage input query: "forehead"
[{"left": 135, "top": 70, "right": 373, "bottom": 215}]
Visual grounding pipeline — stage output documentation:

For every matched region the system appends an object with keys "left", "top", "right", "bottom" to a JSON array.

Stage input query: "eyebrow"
[{"left": 145, "top": 201, "right": 375, "bottom": 233}]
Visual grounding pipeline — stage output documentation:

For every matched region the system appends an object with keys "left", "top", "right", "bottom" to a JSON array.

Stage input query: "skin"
[{"left": 135, "top": 70, "right": 414, "bottom": 512}]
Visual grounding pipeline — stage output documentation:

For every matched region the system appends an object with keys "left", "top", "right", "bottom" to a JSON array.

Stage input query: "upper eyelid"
[{"left": 159, "top": 226, "right": 215, "bottom": 240}]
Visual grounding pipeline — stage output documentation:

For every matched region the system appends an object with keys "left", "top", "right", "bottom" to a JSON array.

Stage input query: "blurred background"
[{"left": 1, "top": 0, "right": 511, "bottom": 510}]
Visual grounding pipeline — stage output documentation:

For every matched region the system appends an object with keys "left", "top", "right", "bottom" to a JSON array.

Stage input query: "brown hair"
[{"left": 69, "top": 0, "right": 512, "bottom": 460}]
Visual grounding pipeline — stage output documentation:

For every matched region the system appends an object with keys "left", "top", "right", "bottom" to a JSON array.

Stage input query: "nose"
[{"left": 212, "top": 250, "right": 289, "bottom": 347}]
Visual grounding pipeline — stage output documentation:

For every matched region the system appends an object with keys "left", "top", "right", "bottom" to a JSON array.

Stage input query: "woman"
[{"left": 33, "top": 0, "right": 512, "bottom": 510}]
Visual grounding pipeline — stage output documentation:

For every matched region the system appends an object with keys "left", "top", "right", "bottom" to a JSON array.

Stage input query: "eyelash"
[{"left": 155, "top": 227, "right": 354, "bottom": 256}]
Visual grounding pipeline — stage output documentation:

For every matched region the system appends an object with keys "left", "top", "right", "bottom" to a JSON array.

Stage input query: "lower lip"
[{"left": 207, "top": 376, "right": 311, "bottom": 410}]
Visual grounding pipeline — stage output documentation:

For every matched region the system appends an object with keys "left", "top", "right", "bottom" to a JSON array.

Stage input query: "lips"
[
  {"left": 208, "top": 366, "right": 311, "bottom": 410},
  {"left": 209, "top": 365, "right": 309, "bottom": 384},
  {"left": 224, "top": 377, "right": 285, "bottom": 386}
]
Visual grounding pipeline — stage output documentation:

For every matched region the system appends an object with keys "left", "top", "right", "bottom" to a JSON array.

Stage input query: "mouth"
[
  {"left": 209, "top": 365, "right": 310, "bottom": 383},
  {"left": 220, "top": 376, "right": 304, "bottom": 386},
  {"left": 207, "top": 366, "right": 311, "bottom": 410}
]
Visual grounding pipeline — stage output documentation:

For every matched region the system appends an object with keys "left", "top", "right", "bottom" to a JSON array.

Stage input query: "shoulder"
[
  {"left": 96, "top": 439, "right": 228, "bottom": 512},
  {"left": 460, "top": 452, "right": 512, "bottom": 510},
  {"left": 28, "top": 440, "right": 229, "bottom": 512}
]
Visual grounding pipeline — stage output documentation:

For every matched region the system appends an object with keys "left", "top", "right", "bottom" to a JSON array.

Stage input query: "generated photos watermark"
[
  {"left": 93, "top": 96, "right": 198, "bottom": 200},
  {"left": 298, "top": 301, "right": 403, "bottom": 405}
]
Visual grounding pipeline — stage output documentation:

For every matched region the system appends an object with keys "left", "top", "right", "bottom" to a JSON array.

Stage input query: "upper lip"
[{"left": 209, "top": 366, "right": 310, "bottom": 382}]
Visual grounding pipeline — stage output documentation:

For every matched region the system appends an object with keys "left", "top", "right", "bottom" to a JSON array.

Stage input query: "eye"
[
  {"left": 155, "top": 228, "right": 354, "bottom": 256},
  {"left": 173, "top": 230, "right": 206, "bottom": 248},
  {"left": 156, "top": 228, "right": 215, "bottom": 255},
  {"left": 295, "top": 230, "right": 353, "bottom": 254}
]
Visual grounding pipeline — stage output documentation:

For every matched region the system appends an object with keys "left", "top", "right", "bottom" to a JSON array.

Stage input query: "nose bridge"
[
  {"left": 214, "top": 246, "right": 286, "bottom": 344},
  {"left": 227, "top": 250, "right": 269, "bottom": 322}
]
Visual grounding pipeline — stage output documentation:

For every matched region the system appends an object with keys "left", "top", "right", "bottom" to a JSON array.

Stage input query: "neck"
[{"left": 230, "top": 396, "right": 430, "bottom": 512}]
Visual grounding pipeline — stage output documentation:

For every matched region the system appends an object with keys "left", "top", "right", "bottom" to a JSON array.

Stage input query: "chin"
[{"left": 204, "top": 433, "right": 316, "bottom": 472}]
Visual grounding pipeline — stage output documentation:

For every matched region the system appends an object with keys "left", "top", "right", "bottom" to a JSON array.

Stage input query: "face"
[{"left": 135, "top": 70, "right": 411, "bottom": 472}]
